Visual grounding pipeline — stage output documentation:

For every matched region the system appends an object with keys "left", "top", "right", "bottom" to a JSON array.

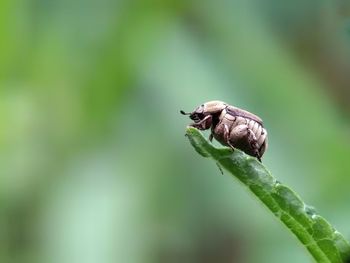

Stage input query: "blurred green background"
[{"left": 1, "top": 1, "right": 350, "bottom": 263}]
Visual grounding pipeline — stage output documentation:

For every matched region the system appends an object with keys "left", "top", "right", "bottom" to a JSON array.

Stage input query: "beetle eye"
[{"left": 190, "top": 113, "right": 204, "bottom": 122}]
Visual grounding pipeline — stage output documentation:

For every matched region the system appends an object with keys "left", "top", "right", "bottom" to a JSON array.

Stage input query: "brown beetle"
[{"left": 181, "top": 101, "right": 268, "bottom": 162}]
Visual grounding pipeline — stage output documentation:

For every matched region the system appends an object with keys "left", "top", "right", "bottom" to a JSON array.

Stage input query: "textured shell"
[
  {"left": 225, "top": 105, "right": 263, "bottom": 125},
  {"left": 201, "top": 100, "right": 227, "bottom": 114},
  {"left": 212, "top": 106, "right": 267, "bottom": 157}
]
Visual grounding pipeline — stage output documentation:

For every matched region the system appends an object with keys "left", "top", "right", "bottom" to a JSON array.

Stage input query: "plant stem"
[{"left": 186, "top": 127, "right": 350, "bottom": 263}]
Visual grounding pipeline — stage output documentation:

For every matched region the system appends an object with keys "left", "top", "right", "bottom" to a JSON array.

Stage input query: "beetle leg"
[
  {"left": 209, "top": 133, "right": 214, "bottom": 142},
  {"left": 216, "top": 162, "right": 224, "bottom": 175},
  {"left": 224, "top": 124, "right": 235, "bottom": 150},
  {"left": 191, "top": 115, "right": 212, "bottom": 129},
  {"left": 247, "top": 128, "right": 262, "bottom": 162}
]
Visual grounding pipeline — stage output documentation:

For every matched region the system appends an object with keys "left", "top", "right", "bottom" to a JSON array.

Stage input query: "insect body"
[{"left": 181, "top": 101, "right": 268, "bottom": 162}]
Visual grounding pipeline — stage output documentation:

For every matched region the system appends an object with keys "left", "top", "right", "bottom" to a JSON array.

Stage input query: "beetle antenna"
[{"left": 180, "top": 110, "right": 191, "bottom": 115}]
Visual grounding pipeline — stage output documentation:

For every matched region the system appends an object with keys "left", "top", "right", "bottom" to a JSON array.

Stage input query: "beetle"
[{"left": 181, "top": 100, "right": 268, "bottom": 162}]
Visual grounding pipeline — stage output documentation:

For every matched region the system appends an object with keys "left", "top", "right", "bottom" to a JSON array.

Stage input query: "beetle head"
[
  {"left": 181, "top": 101, "right": 226, "bottom": 119},
  {"left": 183, "top": 104, "right": 204, "bottom": 120},
  {"left": 180, "top": 110, "right": 212, "bottom": 130},
  {"left": 180, "top": 101, "right": 226, "bottom": 130},
  {"left": 180, "top": 109, "right": 204, "bottom": 123}
]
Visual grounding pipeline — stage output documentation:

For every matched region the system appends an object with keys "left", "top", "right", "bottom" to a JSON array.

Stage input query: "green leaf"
[{"left": 186, "top": 127, "right": 350, "bottom": 263}]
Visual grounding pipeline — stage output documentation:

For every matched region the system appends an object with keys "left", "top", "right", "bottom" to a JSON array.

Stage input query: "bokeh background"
[{"left": 1, "top": 1, "right": 350, "bottom": 263}]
